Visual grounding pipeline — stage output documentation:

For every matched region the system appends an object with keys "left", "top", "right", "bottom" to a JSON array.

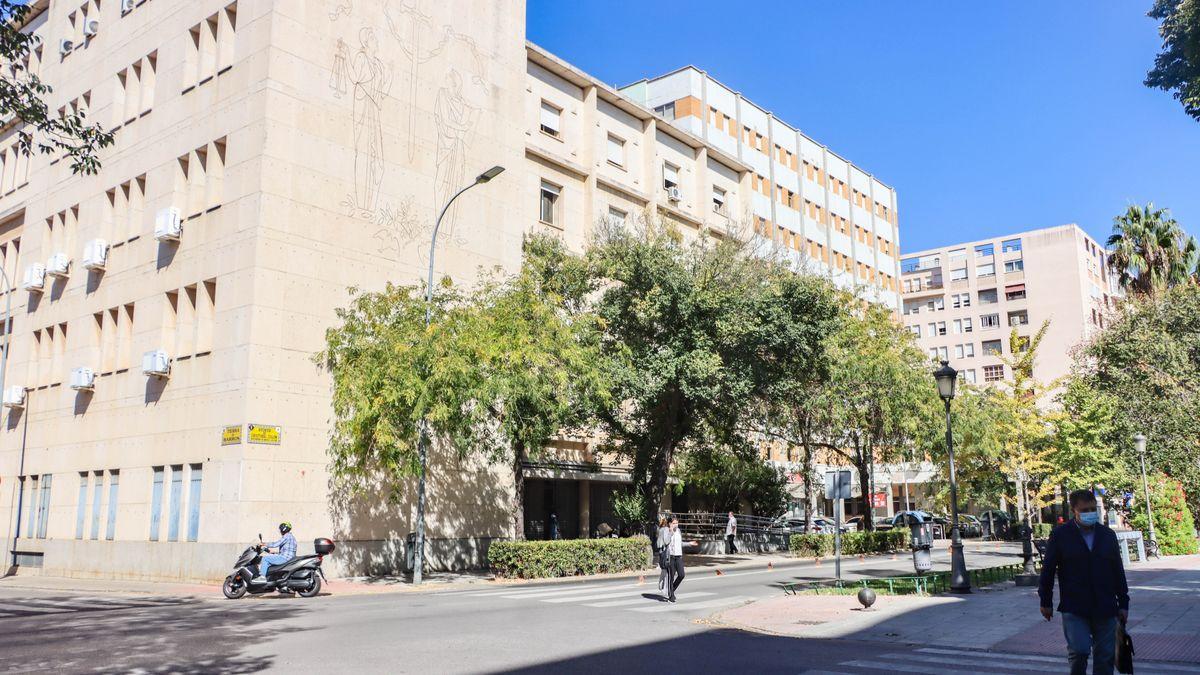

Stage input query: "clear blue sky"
[{"left": 526, "top": 1, "right": 1199, "bottom": 254}]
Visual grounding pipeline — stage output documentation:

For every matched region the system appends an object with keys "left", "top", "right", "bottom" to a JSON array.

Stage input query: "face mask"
[{"left": 1078, "top": 511, "right": 1100, "bottom": 526}]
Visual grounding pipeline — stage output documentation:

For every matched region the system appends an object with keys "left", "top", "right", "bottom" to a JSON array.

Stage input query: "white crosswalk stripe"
[
  {"left": 819, "top": 647, "right": 1200, "bottom": 675},
  {"left": 466, "top": 579, "right": 752, "bottom": 614}
]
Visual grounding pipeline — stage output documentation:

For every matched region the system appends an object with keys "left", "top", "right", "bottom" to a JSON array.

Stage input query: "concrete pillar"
[{"left": 578, "top": 480, "right": 590, "bottom": 539}]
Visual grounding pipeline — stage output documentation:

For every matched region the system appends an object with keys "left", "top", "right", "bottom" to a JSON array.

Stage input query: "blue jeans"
[
  {"left": 1062, "top": 612, "right": 1117, "bottom": 675},
  {"left": 259, "top": 553, "right": 290, "bottom": 578}
]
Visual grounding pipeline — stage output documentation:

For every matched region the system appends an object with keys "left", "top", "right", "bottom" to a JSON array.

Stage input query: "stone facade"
[{"left": 0, "top": 0, "right": 902, "bottom": 582}]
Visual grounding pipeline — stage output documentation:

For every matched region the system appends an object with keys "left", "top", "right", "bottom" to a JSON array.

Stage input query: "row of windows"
[
  {"left": 26, "top": 278, "right": 217, "bottom": 390},
  {"left": 751, "top": 218, "right": 898, "bottom": 292},
  {"left": 902, "top": 285, "right": 1026, "bottom": 309},
  {"left": 20, "top": 463, "right": 204, "bottom": 543}
]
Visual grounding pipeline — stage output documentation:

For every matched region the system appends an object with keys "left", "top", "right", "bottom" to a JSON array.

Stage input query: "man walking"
[
  {"left": 725, "top": 511, "right": 738, "bottom": 555},
  {"left": 1039, "top": 490, "right": 1130, "bottom": 675}
]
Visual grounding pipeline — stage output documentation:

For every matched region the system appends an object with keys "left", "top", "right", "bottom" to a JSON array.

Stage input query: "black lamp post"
[
  {"left": 934, "top": 360, "right": 971, "bottom": 594},
  {"left": 1134, "top": 433, "right": 1158, "bottom": 556}
]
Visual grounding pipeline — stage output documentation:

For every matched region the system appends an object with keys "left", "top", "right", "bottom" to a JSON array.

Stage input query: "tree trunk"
[
  {"left": 854, "top": 435, "right": 873, "bottom": 531},
  {"left": 511, "top": 445, "right": 526, "bottom": 541},
  {"left": 800, "top": 422, "right": 815, "bottom": 532}
]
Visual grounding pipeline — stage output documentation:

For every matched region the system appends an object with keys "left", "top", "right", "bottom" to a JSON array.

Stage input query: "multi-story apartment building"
[
  {"left": 620, "top": 68, "right": 902, "bottom": 310},
  {"left": 0, "top": 0, "right": 903, "bottom": 582},
  {"left": 900, "top": 224, "right": 1120, "bottom": 387}
]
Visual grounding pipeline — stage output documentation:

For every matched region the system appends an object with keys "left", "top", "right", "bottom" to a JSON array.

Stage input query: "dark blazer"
[{"left": 1038, "top": 521, "right": 1130, "bottom": 619}]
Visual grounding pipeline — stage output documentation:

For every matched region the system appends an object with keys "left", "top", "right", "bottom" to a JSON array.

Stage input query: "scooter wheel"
[
  {"left": 222, "top": 575, "right": 247, "bottom": 599},
  {"left": 297, "top": 575, "right": 322, "bottom": 598}
]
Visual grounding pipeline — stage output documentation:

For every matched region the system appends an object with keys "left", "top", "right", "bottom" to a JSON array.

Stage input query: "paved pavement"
[
  {"left": 0, "top": 541, "right": 1021, "bottom": 674},
  {"left": 721, "top": 553, "right": 1200, "bottom": 674}
]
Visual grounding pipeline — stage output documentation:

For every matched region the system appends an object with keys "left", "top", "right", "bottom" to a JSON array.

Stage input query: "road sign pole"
[{"left": 834, "top": 498, "right": 842, "bottom": 582}]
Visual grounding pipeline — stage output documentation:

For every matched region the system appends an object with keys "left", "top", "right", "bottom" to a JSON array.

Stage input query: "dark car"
[
  {"left": 978, "top": 510, "right": 1015, "bottom": 539},
  {"left": 959, "top": 514, "right": 983, "bottom": 538}
]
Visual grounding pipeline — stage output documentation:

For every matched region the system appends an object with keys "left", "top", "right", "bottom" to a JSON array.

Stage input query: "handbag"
[{"left": 1116, "top": 620, "right": 1135, "bottom": 674}]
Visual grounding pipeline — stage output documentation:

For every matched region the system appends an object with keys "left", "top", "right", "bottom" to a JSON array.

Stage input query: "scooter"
[{"left": 221, "top": 535, "right": 335, "bottom": 599}]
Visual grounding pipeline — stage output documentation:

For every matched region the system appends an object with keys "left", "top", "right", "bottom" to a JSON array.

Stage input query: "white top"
[
  {"left": 668, "top": 528, "right": 683, "bottom": 556},
  {"left": 726, "top": 515, "right": 737, "bottom": 536}
]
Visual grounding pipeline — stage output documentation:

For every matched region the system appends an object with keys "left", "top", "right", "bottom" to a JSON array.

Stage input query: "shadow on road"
[{"left": 0, "top": 594, "right": 313, "bottom": 673}]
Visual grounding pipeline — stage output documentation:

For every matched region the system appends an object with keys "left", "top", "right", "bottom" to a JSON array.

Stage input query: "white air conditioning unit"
[
  {"left": 2, "top": 386, "right": 25, "bottom": 409},
  {"left": 142, "top": 349, "right": 171, "bottom": 378},
  {"left": 69, "top": 367, "right": 96, "bottom": 392},
  {"left": 83, "top": 19, "right": 100, "bottom": 37},
  {"left": 46, "top": 252, "right": 71, "bottom": 278},
  {"left": 666, "top": 186, "right": 682, "bottom": 202},
  {"left": 22, "top": 263, "right": 45, "bottom": 292},
  {"left": 154, "top": 207, "right": 182, "bottom": 242},
  {"left": 82, "top": 239, "right": 109, "bottom": 271},
  {"left": 121, "top": 0, "right": 135, "bottom": 12},
  {"left": 59, "top": 38, "right": 74, "bottom": 56}
]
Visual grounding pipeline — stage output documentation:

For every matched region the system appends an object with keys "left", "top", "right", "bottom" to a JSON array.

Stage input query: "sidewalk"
[
  {"left": 716, "top": 553, "right": 1200, "bottom": 666},
  {"left": 0, "top": 540, "right": 1022, "bottom": 598}
]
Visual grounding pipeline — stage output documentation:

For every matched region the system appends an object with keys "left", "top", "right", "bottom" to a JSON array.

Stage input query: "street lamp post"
[
  {"left": 1134, "top": 433, "right": 1157, "bottom": 557},
  {"left": 412, "top": 165, "right": 504, "bottom": 586},
  {"left": 933, "top": 360, "right": 971, "bottom": 594}
]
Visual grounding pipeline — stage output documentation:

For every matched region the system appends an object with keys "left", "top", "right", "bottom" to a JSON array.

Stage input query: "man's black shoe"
[{"left": 668, "top": 596, "right": 676, "bottom": 603}]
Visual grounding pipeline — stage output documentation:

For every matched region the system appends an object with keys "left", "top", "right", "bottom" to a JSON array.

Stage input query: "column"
[{"left": 578, "top": 480, "right": 591, "bottom": 539}]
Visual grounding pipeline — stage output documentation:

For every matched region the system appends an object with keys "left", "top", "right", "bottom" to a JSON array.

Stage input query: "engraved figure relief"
[
  {"left": 433, "top": 32, "right": 487, "bottom": 246},
  {"left": 384, "top": 0, "right": 449, "bottom": 164},
  {"left": 329, "top": 0, "right": 352, "bottom": 21},
  {"left": 329, "top": 38, "right": 349, "bottom": 98},
  {"left": 349, "top": 27, "right": 392, "bottom": 216}
]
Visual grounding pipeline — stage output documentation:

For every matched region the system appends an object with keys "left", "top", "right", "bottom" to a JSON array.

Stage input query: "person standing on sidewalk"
[
  {"left": 725, "top": 511, "right": 738, "bottom": 555},
  {"left": 1039, "top": 489, "right": 1130, "bottom": 675},
  {"left": 667, "top": 516, "right": 685, "bottom": 603}
]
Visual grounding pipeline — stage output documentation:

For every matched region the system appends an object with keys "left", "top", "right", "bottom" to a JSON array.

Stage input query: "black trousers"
[
  {"left": 726, "top": 534, "right": 737, "bottom": 554},
  {"left": 669, "top": 555, "right": 685, "bottom": 598}
]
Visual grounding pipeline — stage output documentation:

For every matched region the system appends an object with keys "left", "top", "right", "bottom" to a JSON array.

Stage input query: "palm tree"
[{"left": 1106, "top": 204, "right": 1193, "bottom": 295}]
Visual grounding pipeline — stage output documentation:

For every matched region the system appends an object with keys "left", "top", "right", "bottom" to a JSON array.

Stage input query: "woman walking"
[
  {"left": 655, "top": 517, "right": 671, "bottom": 593},
  {"left": 666, "top": 516, "right": 685, "bottom": 602}
]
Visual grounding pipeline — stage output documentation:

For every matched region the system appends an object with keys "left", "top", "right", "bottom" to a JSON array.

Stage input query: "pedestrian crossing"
[
  {"left": 805, "top": 646, "right": 1200, "bottom": 675},
  {"left": 463, "top": 580, "right": 753, "bottom": 615},
  {"left": 0, "top": 596, "right": 177, "bottom": 620}
]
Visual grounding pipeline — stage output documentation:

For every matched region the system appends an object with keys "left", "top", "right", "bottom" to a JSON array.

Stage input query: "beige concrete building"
[
  {"left": 900, "top": 224, "right": 1120, "bottom": 387},
  {"left": 0, "top": 0, "right": 903, "bottom": 582}
]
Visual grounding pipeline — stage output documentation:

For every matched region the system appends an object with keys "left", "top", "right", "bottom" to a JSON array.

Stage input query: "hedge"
[
  {"left": 789, "top": 528, "right": 910, "bottom": 557},
  {"left": 1033, "top": 523, "right": 1053, "bottom": 539},
  {"left": 488, "top": 535, "right": 653, "bottom": 579}
]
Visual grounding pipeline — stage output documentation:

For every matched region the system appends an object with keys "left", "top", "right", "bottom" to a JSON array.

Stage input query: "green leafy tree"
[
  {"left": 586, "top": 218, "right": 841, "bottom": 523},
  {"left": 1130, "top": 473, "right": 1199, "bottom": 555},
  {"left": 679, "top": 444, "right": 789, "bottom": 516},
  {"left": 317, "top": 235, "right": 609, "bottom": 538},
  {"left": 1051, "top": 380, "right": 1127, "bottom": 493},
  {"left": 1106, "top": 204, "right": 1197, "bottom": 295},
  {"left": 1, "top": 1, "right": 115, "bottom": 173},
  {"left": 822, "top": 299, "right": 939, "bottom": 529},
  {"left": 1145, "top": 0, "right": 1200, "bottom": 122},
  {"left": 1076, "top": 285, "right": 1200, "bottom": 519}
]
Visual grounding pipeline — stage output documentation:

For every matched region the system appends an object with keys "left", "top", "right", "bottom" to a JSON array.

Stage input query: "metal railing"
[{"left": 662, "top": 512, "right": 779, "bottom": 538}]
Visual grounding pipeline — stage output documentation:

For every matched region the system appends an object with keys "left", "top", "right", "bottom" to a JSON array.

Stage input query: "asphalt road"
[{"left": 0, "top": 543, "right": 1026, "bottom": 674}]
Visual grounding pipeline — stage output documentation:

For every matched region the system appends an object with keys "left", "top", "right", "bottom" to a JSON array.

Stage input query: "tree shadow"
[
  {"left": 0, "top": 595, "right": 311, "bottom": 673},
  {"left": 326, "top": 441, "right": 512, "bottom": 576}
]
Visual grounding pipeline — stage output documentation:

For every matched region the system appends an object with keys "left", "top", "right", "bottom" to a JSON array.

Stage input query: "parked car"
[
  {"left": 769, "top": 517, "right": 808, "bottom": 535},
  {"left": 809, "top": 517, "right": 851, "bottom": 534},
  {"left": 873, "top": 516, "right": 895, "bottom": 530}
]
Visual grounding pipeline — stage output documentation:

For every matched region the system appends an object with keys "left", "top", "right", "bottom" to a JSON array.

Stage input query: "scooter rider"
[{"left": 258, "top": 522, "right": 297, "bottom": 578}]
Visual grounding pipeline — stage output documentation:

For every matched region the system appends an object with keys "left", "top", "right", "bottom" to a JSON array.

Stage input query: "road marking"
[
  {"left": 841, "top": 659, "right": 1008, "bottom": 674},
  {"left": 584, "top": 592, "right": 716, "bottom": 608},
  {"left": 916, "top": 648, "right": 1062, "bottom": 664},
  {"left": 492, "top": 584, "right": 639, "bottom": 599},
  {"left": 630, "top": 595, "right": 749, "bottom": 613},
  {"left": 539, "top": 588, "right": 680, "bottom": 603},
  {"left": 882, "top": 653, "right": 1059, "bottom": 672}
]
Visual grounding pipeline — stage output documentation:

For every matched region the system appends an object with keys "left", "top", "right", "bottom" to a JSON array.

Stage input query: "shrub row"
[
  {"left": 487, "top": 535, "right": 653, "bottom": 579},
  {"left": 789, "top": 528, "right": 910, "bottom": 557},
  {"left": 1033, "top": 523, "right": 1053, "bottom": 539}
]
